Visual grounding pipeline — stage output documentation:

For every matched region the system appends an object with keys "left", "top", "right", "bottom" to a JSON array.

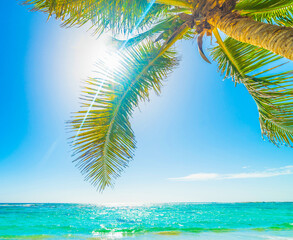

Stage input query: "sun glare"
[
  {"left": 68, "top": 0, "right": 157, "bottom": 140},
  {"left": 99, "top": 50, "right": 123, "bottom": 72},
  {"left": 71, "top": 35, "right": 120, "bottom": 74},
  {"left": 70, "top": 35, "right": 125, "bottom": 141}
]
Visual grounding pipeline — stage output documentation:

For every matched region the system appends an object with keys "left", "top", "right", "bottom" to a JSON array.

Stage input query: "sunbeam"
[{"left": 74, "top": 0, "right": 157, "bottom": 142}]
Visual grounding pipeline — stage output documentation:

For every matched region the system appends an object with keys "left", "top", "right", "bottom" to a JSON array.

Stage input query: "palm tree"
[{"left": 25, "top": 0, "right": 293, "bottom": 190}]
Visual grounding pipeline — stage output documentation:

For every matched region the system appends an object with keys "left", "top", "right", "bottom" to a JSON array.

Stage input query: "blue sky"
[{"left": 0, "top": 1, "right": 292, "bottom": 204}]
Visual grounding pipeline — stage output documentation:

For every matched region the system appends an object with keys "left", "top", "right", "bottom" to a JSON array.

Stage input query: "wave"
[
  {"left": 253, "top": 223, "right": 293, "bottom": 231},
  {"left": 91, "top": 223, "right": 293, "bottom": 237},
  {"left": 92, "top": 227, "right": 235, "bottom": 236},
  {"left": 1, "top": 225, "right": 292, "bottom": 240}
]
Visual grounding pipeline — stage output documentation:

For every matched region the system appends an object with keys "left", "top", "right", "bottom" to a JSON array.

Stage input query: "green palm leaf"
[
  {"left": 113, "top": 16, "right": 195, "bottom": 48},
  {"left": 236, "top": 0, "right": 293, "bottom": 27},
  {"left": 24, "top": 0, "right": 169, "bottom": 35},
  {"left": 70, "top": 42, "right": 179, "bottom": 191},
  {"left": 211, "top": 29, "right": 293, "bottom": 146},
  {"left": 113, "top": 16, "right": 179, "bottom": 48}
]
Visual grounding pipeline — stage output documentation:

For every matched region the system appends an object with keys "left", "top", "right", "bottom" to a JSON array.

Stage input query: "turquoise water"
[{"left": 0, "top": 202, "right": 292, "bottom": 239}]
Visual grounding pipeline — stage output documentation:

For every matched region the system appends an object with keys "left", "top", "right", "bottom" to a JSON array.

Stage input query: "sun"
[
  {"left": 70, "top": 34, "right": 121, "bottom": 74},
  {"left": 41, "top": 29, "right": 124, "bottom": 112}
]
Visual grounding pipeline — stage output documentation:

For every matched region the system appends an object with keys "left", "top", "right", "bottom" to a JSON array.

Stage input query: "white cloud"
[
  {"left": 169, "top": 166, "right": 293, "bottom": 181},
  {"left": 242, "top": 166, "right": 250, "bottom": 169}
]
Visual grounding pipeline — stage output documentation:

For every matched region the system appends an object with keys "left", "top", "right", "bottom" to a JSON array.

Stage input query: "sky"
[{"left": 0, "top": 1, "right": 292, "bottom": 204}]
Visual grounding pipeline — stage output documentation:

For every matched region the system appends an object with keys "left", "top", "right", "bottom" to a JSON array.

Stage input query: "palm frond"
[
  {"left": 113, "top": 16, "right": 179, "bottom": 48},
  {"left": 236, "top": 0, "right": 293, "bottom": 27},
  {"left": 69, "top": 42, "right": 179, "bottom": 191},
  {"left": 24, "top": 0, "right": 170, "bottom": 35},
  {"left": 211, "top": 29, "right": 293, "bottom": 146},
  {"left": 113, "top": 16, "right": 195, "bottom": 48}
]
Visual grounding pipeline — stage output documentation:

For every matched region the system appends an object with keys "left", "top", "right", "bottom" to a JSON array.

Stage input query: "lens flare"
[{"left": 74, "top": 0, "right": 157, "bottom": 142}]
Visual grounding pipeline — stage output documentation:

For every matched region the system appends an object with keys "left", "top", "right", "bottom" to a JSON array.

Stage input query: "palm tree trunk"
[{"left": 208, "top": 12, "right": 293, "bottom": 61}]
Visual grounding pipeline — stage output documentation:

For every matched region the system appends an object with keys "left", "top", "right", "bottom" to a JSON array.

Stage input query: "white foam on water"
[
  {"left": 265, "top": 237, "right": 293, "bottom": 240},
  {"left": 92, "top": 231, "right": 124, "bottom": 239}
]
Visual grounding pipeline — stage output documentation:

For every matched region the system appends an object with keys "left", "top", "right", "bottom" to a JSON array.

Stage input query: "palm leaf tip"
[{"left": 69, "top": 42, "right": 179, "bottom": 191}]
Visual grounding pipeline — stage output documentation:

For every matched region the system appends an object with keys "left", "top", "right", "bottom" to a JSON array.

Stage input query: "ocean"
[{"left": 0, "top": 202, "right": 292, "bottom": 239}]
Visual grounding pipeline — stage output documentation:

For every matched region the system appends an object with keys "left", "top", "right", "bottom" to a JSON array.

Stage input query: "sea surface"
[{"left": 0, "top": 202, "right": 292, "bottom": 239}]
